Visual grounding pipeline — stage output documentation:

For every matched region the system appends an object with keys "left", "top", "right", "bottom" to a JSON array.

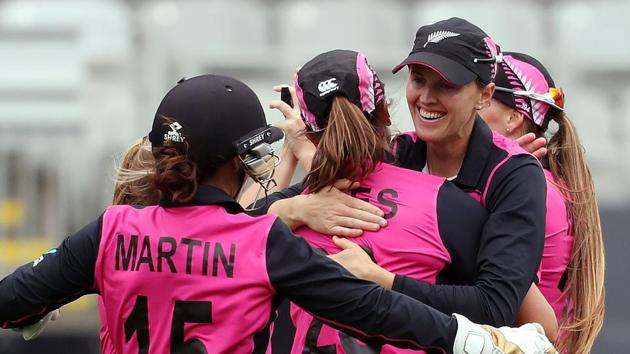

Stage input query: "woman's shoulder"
[
  {"left": 390, "top": 131, "right": 426, "bottom": 172},
  {"left": 490, "top": 131, "right": 530, "bottom": 157}
]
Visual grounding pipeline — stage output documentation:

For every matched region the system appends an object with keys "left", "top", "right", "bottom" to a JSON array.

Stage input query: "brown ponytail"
[
  {"left": 544, "top": 112, "right": 606, "bottom": 354},
  {"left": 151, "top": 116, "right": 200, "bottom": 203},
  {"left": 304, "top": 96, "right": 390, "bottom": 193}
]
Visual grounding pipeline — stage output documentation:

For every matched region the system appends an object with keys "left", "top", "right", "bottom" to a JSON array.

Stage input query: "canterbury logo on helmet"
[{"left": 318, "top": 78, "right": 339, "bottom": 96}]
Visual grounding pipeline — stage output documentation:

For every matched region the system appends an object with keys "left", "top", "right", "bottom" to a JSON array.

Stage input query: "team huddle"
[{"left": 0, "top": 17, "right": 604, "bottom": 354}]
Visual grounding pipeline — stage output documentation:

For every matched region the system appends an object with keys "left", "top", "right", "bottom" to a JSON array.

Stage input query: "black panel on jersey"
[
  {"left": 435, "top": 182, "right": 486, "bottom": 285},
  {"left": 392, "top": 133, "right": 427, "bottom": 172},
  {"left": 0, "top": 215, "right": 103, "bottom": 328},
  {"left": 252, "top": 295, "right": 284, "bottom": 354},
  {"left": 247, "top": 182, "right": 305, "bottom": 216}
]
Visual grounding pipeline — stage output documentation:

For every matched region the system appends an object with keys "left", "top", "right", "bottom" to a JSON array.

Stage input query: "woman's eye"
[
  {"left": 412, "top": 76, "right": 425, "bottom": 85},
  {"left": 437, "top": 82, "right": 455, "bottom": 91}
]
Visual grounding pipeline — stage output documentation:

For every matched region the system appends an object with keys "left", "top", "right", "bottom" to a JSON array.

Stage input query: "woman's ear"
[
  {"left": 506, "top": 109, "right": 526, "bottom": 136},
  {"left": 479, "top": 82, "right": 496, "bottom": 109}
]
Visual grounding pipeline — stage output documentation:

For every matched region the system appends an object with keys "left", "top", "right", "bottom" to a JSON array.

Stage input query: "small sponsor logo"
[
  {"left": 318, "top": 78, "right": 339, "bottom": 96},
  {"left": 164, "top": 122, "right": 185, "bottom": 143},
  {"left": 519, "top": 101, "right": 530, "bottom": 112},
  {"left": 248, "top": 133, "right": 265, "bottom": 146},
  {"left": 33, "top": 248, "right": 57, "bottom": 267}
]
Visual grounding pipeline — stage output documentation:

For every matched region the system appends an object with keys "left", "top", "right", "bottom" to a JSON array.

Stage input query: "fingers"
[
  {"left": 272, "top": 85, "right": 299, "bottom": 114},
  {"left": 334, "top": 215, "right": 383, "bottom": 233},
  {"left": 272, "top": 85, "right": 297, "bottom": 100},
  {"left": 531, "top": 136, "right": 547, "bottom": 149},
  {"left": 337, "top": 193, "right": 386, "bottom": 220},
  {"left": 515, "top": 133, "right": 548, "bottom": 160},
  {"left": 269, "top": 99, "right": 294, "bottom": 118},
  {"left": 329, "top": 227, "right": 364, "bottom": 238},
  {"left": 332, "top": 235, "right": 360, "bottom": 250},
  {"left": 526, "top": 136, "right": 546, "bottom": 152},
  {"left": 328, "top": 181, "right": 385, "bottom": 217},
  {"left": 532, "top": 147, "right": 548, "bottom": 160},
  {"left": 516, "top": 132, "right": 536, "bottom": 146}
]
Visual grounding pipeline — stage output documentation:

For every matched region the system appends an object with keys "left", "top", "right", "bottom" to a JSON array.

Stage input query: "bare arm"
[
  {"left": 269, "top": 85, "right": 316, "bottom": 172},
  {"left": 515, "top": 284, "right": 558, "bottom": 342}
]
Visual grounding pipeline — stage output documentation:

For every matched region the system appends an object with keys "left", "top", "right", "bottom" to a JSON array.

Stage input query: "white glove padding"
[
  {"left": 453, "top": 313, "right": 558, "bottom": 354},
  {"left": 20, "top": 309, "right": 60, "bottom": 341}
]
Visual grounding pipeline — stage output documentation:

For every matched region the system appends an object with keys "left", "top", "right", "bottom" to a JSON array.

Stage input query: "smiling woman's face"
[{"left": 406, "top": 65, "right": 487, "bottom": 145}]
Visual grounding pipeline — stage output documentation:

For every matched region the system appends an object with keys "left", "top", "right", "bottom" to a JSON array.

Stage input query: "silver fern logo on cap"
[{"left": 424, "top": 31, "right": 460, "bottom": 48}]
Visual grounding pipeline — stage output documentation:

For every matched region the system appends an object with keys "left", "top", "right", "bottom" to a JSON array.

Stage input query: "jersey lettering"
[
  {"left": 115, "top": 234, "right": 236, "bottom": 277},
  {"left": 350, "top": 187, "right": 400, "bottom": 219}
]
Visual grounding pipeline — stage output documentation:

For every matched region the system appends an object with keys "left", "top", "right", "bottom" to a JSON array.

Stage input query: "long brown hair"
[
  {"left": 527, "top": 111, "right": 606, "bottom": 354},
  {"left": 304, "top": 96, "right": 390, "bottom": 193},
  {"left": 113, "top": 136, "right": 160, "bottom": 206}
]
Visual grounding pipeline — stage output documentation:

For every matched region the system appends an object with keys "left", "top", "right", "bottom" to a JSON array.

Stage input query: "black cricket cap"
[
  {"left": 392, "top": 17, "right": 501, "bottom": 85},
  {"left": 294, "top": 49, "right": 386, "bottom": 132},
  {"left": 148, "top": 74, "right": 282, "bottom": 175}
]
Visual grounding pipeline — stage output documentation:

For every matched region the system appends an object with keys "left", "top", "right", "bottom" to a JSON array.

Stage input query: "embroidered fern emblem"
[{"left": 423, "top": 31, "right": 460, "bottom": 48}]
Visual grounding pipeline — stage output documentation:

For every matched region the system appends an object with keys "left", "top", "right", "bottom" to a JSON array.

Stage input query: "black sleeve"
[
  {"left": 392, "top": 159, "right": 546, "bottom": 326},
  {"left": 0, "top": 215, "right": 103, "bottom": 328},
  {"left": 265, "top": 218, "right": 456, "bottom": 352},
  {"left": 391, "top": 133, "right": 426, "bottom": 172},
  {"left": 247, "top": 182, "right": 305, "bottom": 216}
]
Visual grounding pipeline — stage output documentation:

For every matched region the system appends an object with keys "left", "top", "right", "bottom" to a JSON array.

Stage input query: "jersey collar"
[
  {"left": 453, "top": 116, "right": 493, "bottom": 189},
  {"left": 159, "top": 185, "right": 245, "bottom": 214}
]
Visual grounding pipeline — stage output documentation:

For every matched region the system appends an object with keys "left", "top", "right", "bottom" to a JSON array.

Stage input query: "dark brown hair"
[
  {"left": 152, "top": 140, "right": 199, "bottom": 203},
  {"left": 151, "top": 116, "right": 200, "bottom": 203},
  {"left": 304, "top": 96, "right": 390, "bottom": 193}
]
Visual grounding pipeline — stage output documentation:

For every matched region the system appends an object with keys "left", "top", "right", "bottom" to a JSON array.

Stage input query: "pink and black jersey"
[
  {"left": 391, "top": 117, "right": 547, "bottom": 327},
  {"left": 259, "top": 163, "right": 490, "bottom": 353},
  {"left": 286, "top": 163, "right": 487, "bottom": 354},
  {"left": 0, "top": 186, "right": 481, "bottom": 354},
  {"left": 94, "top": 201, "right": 277, "bottom": 353}
]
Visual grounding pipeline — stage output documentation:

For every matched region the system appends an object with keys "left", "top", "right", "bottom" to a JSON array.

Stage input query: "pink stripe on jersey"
[
  {"left": 290, "top": 162, "right": 451, "bottom": 354},
  {"left": 539, "top": 169, "right": 574, "bottom": 321},
  {"left": 391, "top": 131, "right": 419, "bottom": 158},
  {"left": 94, "top": 205, "right": 278, "bottom": 354},
  {"left": 481, "top": 132, "right": 534, "bottom": 206}
]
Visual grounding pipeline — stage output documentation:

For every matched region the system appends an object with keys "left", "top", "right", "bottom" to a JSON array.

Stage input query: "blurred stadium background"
[{"left": 0, "top": 0, "right": 628, "bottom": 352}]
